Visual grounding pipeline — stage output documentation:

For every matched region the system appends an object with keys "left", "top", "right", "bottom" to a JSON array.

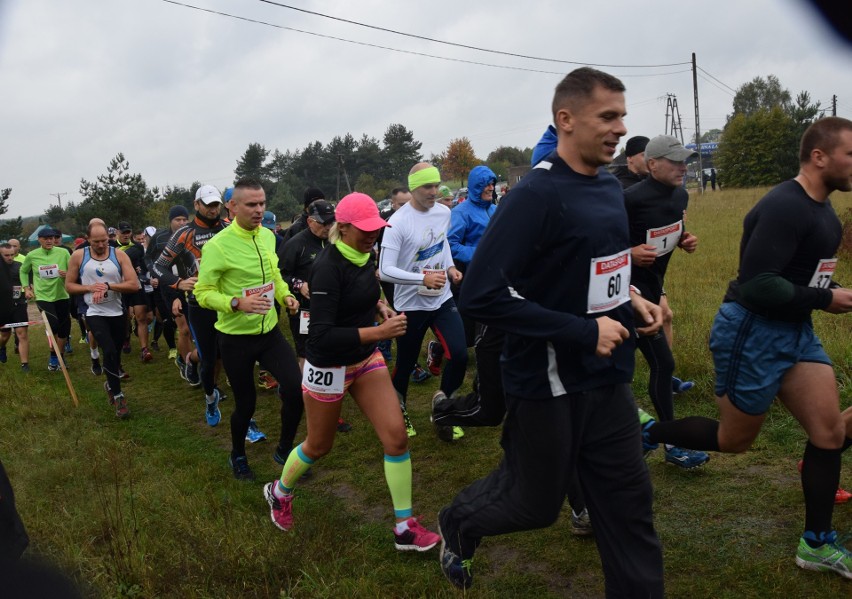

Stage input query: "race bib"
[
  {"left": 39, "top": 264, "right": 59, "bottom": 279},
  {"left": 299, "top": 310, "right": 310, "bottom": 335},
  {"left": 143, "top": 284, "right": 154, "bottom": 293},
  {"left": 302, "top": 360, "right": 345, "bottom": 394},
  {"left": 417, "top": 268, "right": 445, "bottom": 296},
  {"left": 12, "top": 286, "right": 21, "bottom": 300},
  {"left": 808, "top": 258, "right": 837, "bottom": 289},
  {"left": 645, "top": 221, "right": 682, "bottom": 257},
  {"left": 588, "top": 249, "right": 631, "bottom": 314},
  {"left": 242, "top": 281, "right": 275, "bottom": 303}
]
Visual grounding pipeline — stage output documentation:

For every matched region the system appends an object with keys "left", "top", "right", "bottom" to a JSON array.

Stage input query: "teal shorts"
[{"left": 710, "top": 302, "right": 831, "bottom": 416}]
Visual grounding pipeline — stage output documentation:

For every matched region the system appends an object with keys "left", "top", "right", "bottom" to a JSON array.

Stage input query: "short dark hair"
[
  {"left": 0, "top": 243, "right": 12, "bottom": 250},
  {"left": 551, "top": 67, "right": 625, "bottom": 121},
  {"left": 391, "top": 187, "right": 410, "bottom": 196},
  {"left": 234, "top": 177, "right": 263, "bottom": 191},
  {"left": 799, "top": 116, "right": 852, "bottom": 163}
]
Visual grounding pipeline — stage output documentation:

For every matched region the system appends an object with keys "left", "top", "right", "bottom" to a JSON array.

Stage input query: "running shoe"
[
  {"left": 410, "top": 364, "right": 430, "bottom": 383},
  {"left": 638, "top": 408, "right": 658, "bottom": 456},
  {"left": 426, "top": 340, "right": 443, "bottom": 377},
  {"left": 337, "top": 418, "right": 352, "bottom": 433},
  {"left": 438, "top": 508, "right": 475, "bottom": 589},
  {"left": 104, "top": 380, "right": 115, "bottom": 405},
  {"left": 78, "top": 335, "right": 88, "bottom": 344},
  {"left": 64, "top": 339, "right": 73, "bottom": 354},
  {"left": 214, "top": 385, "right": 227, "bottom": 402},
  {"left": 795, "top": 531, "right": 852, "bottom": 579},
  {"left": 184, "top": 353, "right": 200, "bottom": 386},
  {"left": 263, "top": 482, "right": 294, "bottom": 531},
  {"left": 796, "top": 460, "right": 851, "bottom": 504},
  {"left": 376, "top": 338, "right": 392, "bottom": 363},
  {"left": 246, "top": 419, "right": 267, "bottom": 443},
  {"left": 401, "top": 405, "right": 417, "bottom": 438},
  {"left": 47, "top": 355, "right": 60, "bottom": 372},
  {"left": 119, "top": 368, "right": 130, "bottom": 380},
  {"left": 229, "top": 455, "right": 255, "bottom": 481},
  {"left": 672, "top": 376, "right": 695, "bottom": 395},
  {"left": 452, "top": 426, "right": 465, "bottom": 441},
  {"left": 394, "top": 517, "right": 441, "bottom": 552},
  {"left": 258, "top": 371, "right": 278, "bottom": 390},
  {"left": 140, "top": 347, "right": 153, "bottom": 363},
  {"left": 432, "top": 391, "right": 456, "bottom": 442},
  {"left": 175, "top": 354, "right": 186, "bottom": 379},
  {"left": 168, "top": 348, "right": 177, "bottom": 360},
  {"left": 0, "top": 346, "right": 6, "bottom": 363},
  {"left": 571, "top": 508, "right": 594, "bottom": 537},
  {"left": 114, "top": 393, "right": 130, "bottom": 419},
  {"left": 150, "top": 340, "right": 160, "bottom": 352},
  {"left": 205, "top": 388, "right": 221, "bottom": 427},
  {"left": 122, "top": 340, "right": 131, "bottom": 354},
  {"left": 21, "top": 363, "right": 30, "bottom": 373},
  {"left": 91, "top": 359, "right": 102, "bottom": 376},
  {"left": 665, "top": 446, "right": 710, "bottom": 470}
]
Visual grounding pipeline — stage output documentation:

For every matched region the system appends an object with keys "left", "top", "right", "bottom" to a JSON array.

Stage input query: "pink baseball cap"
[{"left": 335, "top": 192, "right": 389, "bottom": 232}]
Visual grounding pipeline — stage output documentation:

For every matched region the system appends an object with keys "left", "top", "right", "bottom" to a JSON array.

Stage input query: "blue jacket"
[
  {"left": 448, "top": 165, "right": 496, "bottom": 265},
  {"left": 531, "top": 125, "right": 558, "bottom": 165}
]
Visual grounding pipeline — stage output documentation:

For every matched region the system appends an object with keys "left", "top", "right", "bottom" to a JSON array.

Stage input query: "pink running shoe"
[
  {"left": 264, "top": 482, "right": 294, "bottom": 531},
  {"left": 394, "top": 517, "right": 441, "bottom": 552}
]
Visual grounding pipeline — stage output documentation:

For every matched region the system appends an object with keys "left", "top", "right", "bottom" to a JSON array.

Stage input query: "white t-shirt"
[{"left": 380, "top": 202, "right": 454, "bottom": 312}]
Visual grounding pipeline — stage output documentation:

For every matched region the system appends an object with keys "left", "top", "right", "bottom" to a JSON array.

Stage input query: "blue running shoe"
[
  {"left": 377, "top": 338, "right": 392, "bottom": 363},
  {"left": 638, "top": 408, "right": 658, "bottom": 456},
  {"left": 184, "top": 353, "right": 200, "bottom": 387},
  {"left": 48, "top": 355, "right": 60, "bottom": 372},
  {"left": 438, "top": 508, "right": 476, "bottom": 589},
  {"left": 672, "top": 376, "right": 695, "bottom": 395},
  {"left": 229, "top": 455, "right": 255, "bottom": 481},
  {"left": 411, "top": 364, "right": 430, "bottom": 383},
  {"left": 206, "top": 388, "right": 221, "bottom": 427},
  {"left": 665, "top": 446, "right": 710, "bottom": 470},
  {"left": 64, "top": 339, "right": 73, "bottom": 354},
  {"left": 246, "top": 419, "right": 267, "bottom": 443}
]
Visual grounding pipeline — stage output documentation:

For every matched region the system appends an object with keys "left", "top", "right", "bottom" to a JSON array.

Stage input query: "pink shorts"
[{"left": 303, "top": 349, "right": 387, "bottom": 402}]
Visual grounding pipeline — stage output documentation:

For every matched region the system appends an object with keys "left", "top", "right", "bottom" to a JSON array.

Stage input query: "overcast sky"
[{"left": 1, "top": 0, "right": 850, "bottom": 220}]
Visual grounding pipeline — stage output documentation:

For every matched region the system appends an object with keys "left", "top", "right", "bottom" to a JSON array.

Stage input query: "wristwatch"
[{"left": 230, "top": 297, "right": 240, "bottom": 311}]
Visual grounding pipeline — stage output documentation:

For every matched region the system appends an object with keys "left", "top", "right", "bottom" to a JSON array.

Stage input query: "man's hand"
[
  {"left": 631, "top": 244, "right": 657, "bottom": 267},
  {"left": 825, "top": 288, "right": 852, "bottom": 314},
  {"left": 25, "top": 288, "right": 34, "bottom": 300},
  {"left": 595, "top": 316, "right": 630, "bottom": 357},
  {"left": 58, "top": 269, "right": 67, "bottom": 279},
  {"left": 177, "top": 277, "right": 197, "bottom": 292},
  {"left": 284, "top": 295, "right": 299, "bottom": 316},
  {"left": 377, "top": 300, "right": 396, "bottom": 321},
  {"left": 150, "top": 277, "right": 159, "bottom": 289},
  {"left": 678, "top": 231, "right": 698, "bottom": 253},
  {"left": 448, "top": 267, "right": 463, "bottom": 285},
  {"left": 236, "top": 294, "right": 273, "bottom": 315},
  {"left": 172, "top": 298, "right": 183, "bottom": 317},
  {"left": 423, "top": 270, "right": 447, "bottom": 289},
  {"left": 632, "top": 293, "right": 664, "bottom": 336},
  {"left": 299, "top": 282, "right": 310, "bottom": 299}
]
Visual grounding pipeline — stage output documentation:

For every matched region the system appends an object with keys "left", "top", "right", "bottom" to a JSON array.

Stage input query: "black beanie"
[
  {"left": 168, "top": 205, "right": 189, "bottom": 221},
  {"left": 625, "top": 136, "right": 650, "bottom": 157},
  {"left": 303, "top": 187, "right": 325, "bottom": 208}
]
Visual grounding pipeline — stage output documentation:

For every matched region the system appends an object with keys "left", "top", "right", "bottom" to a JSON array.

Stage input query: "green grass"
[{"left": 2, "top": 186, "right": 852, "bottom": 597}]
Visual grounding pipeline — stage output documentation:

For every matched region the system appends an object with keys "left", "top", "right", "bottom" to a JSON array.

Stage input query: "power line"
[
  {"left": 256, "top": 0, "right": 691, "bottom": 69},
  {"left": 159, "top": 1, "right": 690, "bottom": 78},
  {"left": 696, "top": 66, "right": 737, "bottom": 93},
  {"left": 697, "top": 72, "right": 735, "bottom": 97}
]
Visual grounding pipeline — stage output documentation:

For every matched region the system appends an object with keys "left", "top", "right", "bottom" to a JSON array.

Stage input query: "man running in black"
[
  {"left": 625, "top": 134, "right": 709, "bottom": 470},
  {"left": 642, "top": 116, "right": 852, "bottom": 579},
  {"left": 437, "top": 67, "right": 664, "bottom": 595}
]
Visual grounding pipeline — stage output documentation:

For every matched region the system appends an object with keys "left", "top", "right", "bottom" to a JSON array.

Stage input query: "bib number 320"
[{"left": 302, "top": 360, "right": 345, "bottom": 394}]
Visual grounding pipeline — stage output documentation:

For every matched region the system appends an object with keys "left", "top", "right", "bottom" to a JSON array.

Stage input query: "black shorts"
[
  {"left": 288, "top": 315, "right": 307, "bottom": 358},
  {"left": 0, "top": 304, "right": 30, "bottom": 332},
  {"left": 124, "top": 290, "right": 150, "bottom": 308},
  {"left": 35, "top": 299, "right": 71, "bottom": 339}
]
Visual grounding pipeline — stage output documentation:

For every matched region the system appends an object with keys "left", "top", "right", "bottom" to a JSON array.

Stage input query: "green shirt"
[
  {"left": 19, "top": 247, "right": 70, "bottom": 302},
  {"left": 194, "top": 222, "right": 293, "bottom": 336}
]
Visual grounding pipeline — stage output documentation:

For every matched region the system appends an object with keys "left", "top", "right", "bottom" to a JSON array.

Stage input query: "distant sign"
[{"left": 685, "top": 142, "right": 719, "bottom": 156}]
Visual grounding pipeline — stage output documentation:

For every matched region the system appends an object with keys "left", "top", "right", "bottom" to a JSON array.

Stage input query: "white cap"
[
  {"left": 195, "top": 184, "right": 222, "bottom": 205},
  {"left": 144, "top": 226, "right": 156, "bottom": 237}
]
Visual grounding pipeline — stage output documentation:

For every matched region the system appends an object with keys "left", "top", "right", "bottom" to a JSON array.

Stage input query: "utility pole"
[
  {"left": 832, "top": 95, "right": 837, "bottom": 116},
  {"left": 664, "top": 94, "right": 684, "bottom": 144},
  {"left": 49, "top": 192, "right": 67, "bottom": 209},
  {"left": 692, "top": 52, "right": 704, "bottom": 194}
]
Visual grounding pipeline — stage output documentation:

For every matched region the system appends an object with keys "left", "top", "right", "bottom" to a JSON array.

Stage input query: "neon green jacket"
[
  {"left": 194, "top": 222, "right": 294, "bottom": 335},
  {"left": 20, "top": 247, "right": 70, "bottom": 302}
]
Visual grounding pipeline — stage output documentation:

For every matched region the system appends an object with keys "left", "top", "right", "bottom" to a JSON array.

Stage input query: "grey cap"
[{"left": 644, "top": 135, "right": 698, "bottom": 162}]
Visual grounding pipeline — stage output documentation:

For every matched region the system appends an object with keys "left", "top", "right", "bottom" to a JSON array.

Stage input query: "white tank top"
[{"left": 80, "top": 247, "right": 124, "bottom": 317}]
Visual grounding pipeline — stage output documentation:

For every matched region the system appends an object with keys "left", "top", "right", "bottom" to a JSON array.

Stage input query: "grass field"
[{"left": 1, "top": 186, "right": 851, "bottom": 598}]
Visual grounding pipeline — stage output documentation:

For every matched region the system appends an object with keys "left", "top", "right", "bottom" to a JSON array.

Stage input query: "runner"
[
  {"left": 612, "top": 135, "right": 649, "bottom": 189},
  {"left": 65, "top": 223, "right": 140, "bottom": 418},
  {"left": 641, "top": 116, "right": 852, "bottom": 579},
  {"left": 152, "top": 186, "right": 225, "bottom": 423},
  {"left": 625, "top": 134, "right": 709, "bottom": 469},
  {"left": 20, "top": 228, "right": 71, "bottom": 371},
  {"left": 0, "top": 243, "right": 29, "bottom": 372},
  {"left": 281, "top": 187, "right": 326, "bottom": 243},
  {"left": 378, "top": 163, "right": 467, "bottom": 440},
  {"left": 194, "top": 177, "right": 304, "bottom": 480},
  {"left": 265, "top": 192, "right": 441, "bottom": 552},
  {"left": 437, "top": 67, "right": 664, "bottom": 594},
  {"left": 123, "top": 224, "right": 155, "bottom": 363}
]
